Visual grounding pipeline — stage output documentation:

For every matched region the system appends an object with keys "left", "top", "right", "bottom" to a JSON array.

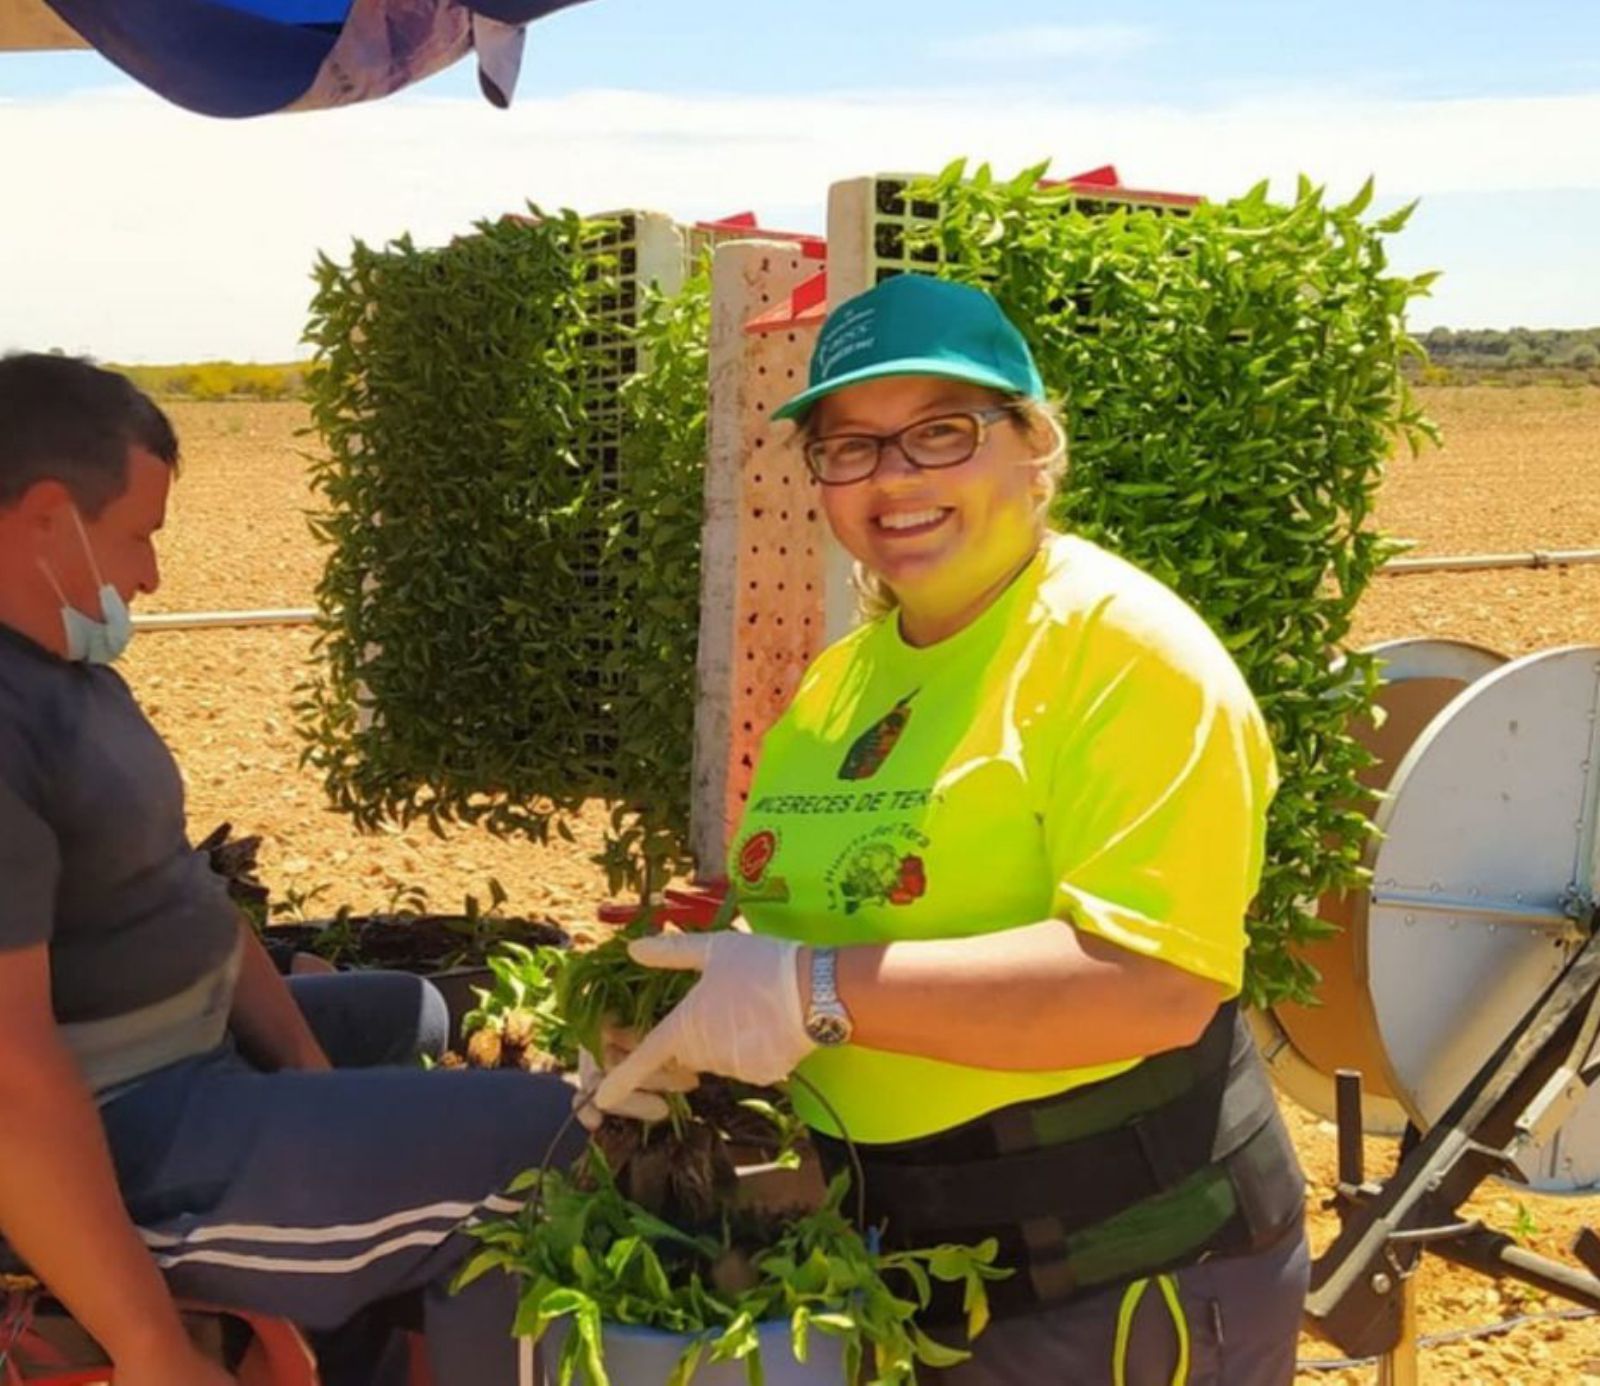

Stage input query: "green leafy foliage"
[
  {"left": 459, "top": 924, "right": 694, "bottom": 1068},
  {"left": 909, "top": 161, "right": 1438, "bottom": 1004},
  {"left": 458, "top": 926, "right": 1004, "bottom": 1382},
  {"left": 554, "top": 922, "right": 700, "bottom": 1061},
  {"left": 461, "top": 1162, "right": 1006, "bottom": 1386},
  {"left": 298, "top": 211, "right": 710, "bottom": 896},
  {"left": 461, "top": 938, "right": 571, "bottom": 1058}
]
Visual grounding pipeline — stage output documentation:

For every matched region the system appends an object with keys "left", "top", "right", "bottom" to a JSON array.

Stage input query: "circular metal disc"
[
  {"left": 1259, "top": 638, "right": 1505, "bottom": 1136},
  {"left": 1366, "top": 645, "right": 1600, "bottom": 1193}
]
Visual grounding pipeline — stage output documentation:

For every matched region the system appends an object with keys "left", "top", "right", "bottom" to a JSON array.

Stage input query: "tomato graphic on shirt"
[
  {"left": 888, "top": 854, "right": 926, "bottom": 906},
  {"left": 838, "top": 691, "right": 918, "bottom": 781}
]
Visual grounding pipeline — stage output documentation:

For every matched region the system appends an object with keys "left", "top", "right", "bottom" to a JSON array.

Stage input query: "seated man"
[{"left": 0, "top": 354, "right": 579, "bottom": 1386}]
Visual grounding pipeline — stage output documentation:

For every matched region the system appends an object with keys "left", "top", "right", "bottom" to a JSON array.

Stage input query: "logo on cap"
[{"left": 815, "top": 302, "right": 878, "bottom": 378}]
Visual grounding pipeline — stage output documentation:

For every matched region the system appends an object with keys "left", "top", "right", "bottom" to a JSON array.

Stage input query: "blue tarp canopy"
[{"left": 1, "top": 0, "right": 592, "bottom": 115}]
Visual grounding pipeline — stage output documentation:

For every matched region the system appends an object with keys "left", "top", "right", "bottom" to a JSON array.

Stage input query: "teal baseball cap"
[{"left": 772, "top": 274, "right": 1045, "bottom": 423}]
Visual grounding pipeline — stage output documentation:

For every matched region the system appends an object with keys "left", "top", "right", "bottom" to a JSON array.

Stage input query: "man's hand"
[
  {"left": 230, "top": 920, "right": 331, "bottom": 1071},
  {"left": 592, "top": 932, "right": 814, "bottom": 1117}
]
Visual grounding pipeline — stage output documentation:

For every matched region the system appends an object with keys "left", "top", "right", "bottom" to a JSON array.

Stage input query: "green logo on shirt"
[
  {"left": 836, "top": 840, "right": 927, "bottom": 914},
  {"left": 838, "top": 691, "right": 918, "bottom": 781}
]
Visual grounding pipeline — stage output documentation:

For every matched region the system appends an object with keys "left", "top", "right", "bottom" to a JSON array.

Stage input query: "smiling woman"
[
  {"left": 778, "top": 277, "right": 1067, "bottom": 643},
  {"left": 592, "top": 274, "right": 1311, "bottom": 1384},
  {"left": 802, "top": 380, "right": 1065, "bottom": 641}
]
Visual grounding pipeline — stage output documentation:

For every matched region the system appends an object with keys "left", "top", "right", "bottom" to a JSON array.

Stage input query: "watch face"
[{"left": 806, "top": 1012, "right": 853, "bottom": 1047}]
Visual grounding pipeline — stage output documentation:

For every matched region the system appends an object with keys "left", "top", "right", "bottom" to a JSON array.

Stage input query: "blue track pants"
[{"left": 98, "top": 971, "right": 581, "bottom": 1386}]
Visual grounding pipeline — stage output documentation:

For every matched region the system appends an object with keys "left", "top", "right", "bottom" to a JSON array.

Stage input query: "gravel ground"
[{"left": 123, "top": 387, "right": 1600, "bottom": 1383}]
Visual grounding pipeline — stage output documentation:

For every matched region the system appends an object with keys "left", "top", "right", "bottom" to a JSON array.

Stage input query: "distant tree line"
[
  {"left": 107, "top": 360, "right": 307, "bottom": 401},
  {"left": 1420, "top": 326, "right": 1600, "bottom": 373},
  {"left": 76, "top": 325, "right": 1599, "bottom": 402}
]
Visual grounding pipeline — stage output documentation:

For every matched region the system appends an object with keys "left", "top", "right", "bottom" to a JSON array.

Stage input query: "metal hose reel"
[
  {"left": 1363, "top": 644, "right": 1600, "bottom": 1192},
  {"left": 1307, "top": 643, "right": 1600, "bottom": 1367},
  {"left": 1255, "top": 638, "right": 1507, "bottom": 1136}
]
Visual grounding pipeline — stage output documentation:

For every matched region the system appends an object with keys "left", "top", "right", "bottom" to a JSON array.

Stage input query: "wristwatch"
[{"left": 803, "top": 947, "right": 854, "bottom": 1046}]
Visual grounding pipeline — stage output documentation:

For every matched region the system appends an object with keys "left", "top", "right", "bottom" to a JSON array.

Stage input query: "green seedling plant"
[
  {"left": 459, "top": 922, "right": 696, "bottom": 1067},
  {"left": 269, "top": 881, "right": 335, "bottom": 924},
  {"left": 462, "top": 1155, "right": 1006, "bottom": 1386},
  {"left": 1509, "top": 1201, "right": 1540, "bottom": 1245},
  {"left": 310, "top": 905, "right": 363, "bottom": 968},
  {"left": 440, "top": 877, "right": 525, "bottom": 969},
  {"left": 265, "top": 883, "right": 364, "bottom": 969},
  {"left": 555, "top": 921, "right": 700, "bottom": 1062},
  {"left": 461, "top": 920, "right": 1007, "bottom": 1381},
  {"left": 382, "top": 880, "right": 431, "bottom": 919},
  {"left": 734, "top": 1097, "right": 807, "bottom": 1174},
  {"left": 459, "top": 940, "right": 571, "bottom": 1070}
]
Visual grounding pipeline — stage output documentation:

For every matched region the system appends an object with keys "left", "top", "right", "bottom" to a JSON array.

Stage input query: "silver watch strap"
[{"left": 811, "top": 946, "right": 841, "bottom": 1007}]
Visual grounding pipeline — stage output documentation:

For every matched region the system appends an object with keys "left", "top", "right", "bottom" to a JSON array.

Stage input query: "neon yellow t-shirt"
[{"left": 730, "top": 533, "right": 1277, "bottom": 1144}]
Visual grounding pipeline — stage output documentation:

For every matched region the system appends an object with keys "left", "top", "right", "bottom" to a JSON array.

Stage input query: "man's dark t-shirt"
[{"left": 0, "top": 622, "right": 237, "bottom": 1023}]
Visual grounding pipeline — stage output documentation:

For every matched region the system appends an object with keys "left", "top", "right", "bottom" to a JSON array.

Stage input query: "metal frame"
[{"left": 1308, "top": 921, "right": 1600, "bottom": 1361}]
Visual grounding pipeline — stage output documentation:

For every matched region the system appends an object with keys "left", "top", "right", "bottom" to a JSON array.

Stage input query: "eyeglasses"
[{"left": 801, "top": 405, "right": 1017, "bottom": 486}]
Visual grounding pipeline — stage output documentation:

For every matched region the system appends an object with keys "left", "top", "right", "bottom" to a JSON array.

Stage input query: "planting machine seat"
[{"left": 1306, "top": 642, "right": 1600, "bottom": 1372}]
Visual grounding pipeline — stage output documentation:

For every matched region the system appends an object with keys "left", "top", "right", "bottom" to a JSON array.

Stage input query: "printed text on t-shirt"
[{"left": 750, "top": 789, "right": 932, "bottom": 815}]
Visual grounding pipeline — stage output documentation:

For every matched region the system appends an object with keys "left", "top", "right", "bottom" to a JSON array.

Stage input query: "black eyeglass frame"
[{"left": 800, "top": 404, "right": 1021, "bottom": 486}]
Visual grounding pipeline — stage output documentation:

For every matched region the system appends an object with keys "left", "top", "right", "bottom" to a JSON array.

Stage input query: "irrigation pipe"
[
  {"left": 123, "top": 548, "right": 1600, "bottom": 635},
  {"left": 131, "top": 607, "right": 317, "bottom": 632},
  {"left": 1296, "top": 1305, "right": 1599, "bottom": 1371},
  {"left": 1379, "top": 548, "right": 1600, "bottom": 576}
]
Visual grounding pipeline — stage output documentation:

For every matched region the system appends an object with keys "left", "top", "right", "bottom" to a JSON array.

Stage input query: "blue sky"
[{"left": 3, "top": 0, "right": 1597, "bottom": 359}]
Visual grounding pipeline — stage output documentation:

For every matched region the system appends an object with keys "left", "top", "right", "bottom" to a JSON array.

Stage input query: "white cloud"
[
  {"left": 931, "top": 24, "right": 1158, "bottom": 63},
  {"left": 3, "top": 81, "right": 1598, "bottom": 359}
]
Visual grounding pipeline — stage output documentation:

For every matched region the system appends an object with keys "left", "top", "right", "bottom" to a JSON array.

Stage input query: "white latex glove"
[
  {"left": 572, "top": 1046, "right": 698, "bottom": 1130},
  {"left": 571, "top": 1024, "right": 699, "bottom": 1131},
  {"left": 593, "top": 932, "right": 814, "bottom": 1116}
]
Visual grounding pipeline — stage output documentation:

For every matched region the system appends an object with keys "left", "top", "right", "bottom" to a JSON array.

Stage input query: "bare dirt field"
[{"left": 123, "top": 386, "right": 1600, "bottom": 1383}]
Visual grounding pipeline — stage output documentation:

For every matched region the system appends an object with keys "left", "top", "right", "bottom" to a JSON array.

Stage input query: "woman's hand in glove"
[
  {"left": 593, "top": 931, "right": 815, "bottom": 1117},
  {"left": 570, "top": 1021, "right": 698, "bottom": 1131}
]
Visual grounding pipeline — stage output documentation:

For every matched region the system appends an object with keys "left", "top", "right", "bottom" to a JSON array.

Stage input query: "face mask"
[{"left": 37, "top": 508, "right": 134, "bottom": 665}]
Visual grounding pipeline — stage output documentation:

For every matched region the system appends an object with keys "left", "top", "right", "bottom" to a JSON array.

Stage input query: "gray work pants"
[{"left": 921, "top": 1222, "right": 1310, "bottom": 1386}]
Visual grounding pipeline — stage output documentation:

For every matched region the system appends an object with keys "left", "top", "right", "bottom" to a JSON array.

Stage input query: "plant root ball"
[
  {"left": 503, "top": 1008, "right": 538, "bottom": 1050},
  {"left": 466, "top": 1026, "right": 504, "bottom": 1069}
]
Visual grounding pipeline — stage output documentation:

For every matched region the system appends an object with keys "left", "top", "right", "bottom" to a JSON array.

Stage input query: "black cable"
[{"left": 1296, "top": 1305, "right": 1600, "bottom": 1371}]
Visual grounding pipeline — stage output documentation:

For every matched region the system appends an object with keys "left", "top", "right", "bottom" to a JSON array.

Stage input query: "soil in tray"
[{"left": 265, "top": 914, "right": 568, "bottom": 973}]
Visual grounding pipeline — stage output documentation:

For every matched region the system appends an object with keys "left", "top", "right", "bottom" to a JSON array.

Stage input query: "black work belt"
[{"left": 815, "top": 1002, "right": 1305, "bottom": 1322}]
